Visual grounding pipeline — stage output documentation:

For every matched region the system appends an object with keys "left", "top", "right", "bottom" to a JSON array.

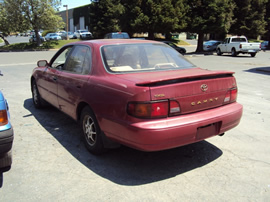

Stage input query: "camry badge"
[
  {"left": 154, "top": 94, "right": 165, "bottom": 98},
  {"left": 201, "top": 84, "right": 208, "bottom": 92}
]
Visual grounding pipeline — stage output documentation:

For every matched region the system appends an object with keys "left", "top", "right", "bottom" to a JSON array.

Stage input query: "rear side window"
[{"left": 101, "top": 43, "right": 195, "bottom": 73}]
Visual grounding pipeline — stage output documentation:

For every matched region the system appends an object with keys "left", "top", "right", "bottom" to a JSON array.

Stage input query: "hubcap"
[{"left": 83, "top": 115, "right": 96, "bottom": 146}]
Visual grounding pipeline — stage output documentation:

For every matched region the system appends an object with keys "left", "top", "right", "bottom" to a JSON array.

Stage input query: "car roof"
[{"left": 66, "top": 39, "right": 160, "bottom": 47}]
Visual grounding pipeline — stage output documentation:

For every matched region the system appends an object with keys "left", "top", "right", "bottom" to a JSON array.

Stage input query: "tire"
[
  {"left": 31, "top": 80, "right": 45, "bottom": 108},
  {"left": 0, "top": 151, "right": 12, "bottom": 172},
  {"left": 231, "top": 48, "right": 237, "bottom": 57},
  {"left": 80, "top": 106, "right": 106, "bottom": 155},
  {"left": 250, "top": 53, "right": 256, "bottom": 57},
  {"left": 217, "top": 48, "right": 222, "bottom": 56}
]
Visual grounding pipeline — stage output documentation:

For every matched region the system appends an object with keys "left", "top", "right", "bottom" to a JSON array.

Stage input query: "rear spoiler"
[{"left": 136, "top": 70, "right": 234, "bottom": 87}]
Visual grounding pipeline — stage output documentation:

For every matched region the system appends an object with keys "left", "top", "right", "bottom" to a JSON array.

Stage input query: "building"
[{"left": 59, "top": 4, "right": 91, "bottom": 32}]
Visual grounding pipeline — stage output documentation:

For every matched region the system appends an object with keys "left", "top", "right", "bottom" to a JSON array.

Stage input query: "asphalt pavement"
[{"left": 0, "top": 48, "right": 269, "bottom": 201}]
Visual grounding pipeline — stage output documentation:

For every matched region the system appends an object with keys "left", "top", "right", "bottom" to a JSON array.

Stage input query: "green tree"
[
  {"left": 230, "top": 0, "right": 267, "bottom": 39},
  {"left": 265, "top": 0, "right": 270, "bottom": 49},
  {"left": 89, "top": 0, "right": 124, "bottom": 38},
  {"left": 120, "top": 0, "right": 187, "bottom": 39},
  {"left": 0, "top": 3, "right": 11, "bottom": 44},
  {"left": 186, "top": 0, "right": 235, "bottom": 52},
  {"left": 3, "top": 0, "right": 64, "bottom": 45}
]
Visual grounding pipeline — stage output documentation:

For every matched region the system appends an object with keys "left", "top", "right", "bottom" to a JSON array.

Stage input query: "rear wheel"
[
  {"left": 80, "top": 106, "right": 106, "bottom": 155},
  {"left": 231, "top": 48, "right": 237, "bottom": 57},
  {"left": 250, "top": 53, "right": 256, "bottom": 57},
  {"left": 31, "top": 80, "right": 45, "bottom": 108}
]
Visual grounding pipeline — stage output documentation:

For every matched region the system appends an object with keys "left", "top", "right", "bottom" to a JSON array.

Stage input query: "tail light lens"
[
  {"left": 0, "top": 110, "right": 8, "bottom": 126},
  {"left": 239, "top": 44, "right": 242, "bottom": 49},
  {"left": 127, "top": 100, "right": 181, "bottom": 119},
  {"left": 223, "top": 88, "right": 238, "bottom": 104}
]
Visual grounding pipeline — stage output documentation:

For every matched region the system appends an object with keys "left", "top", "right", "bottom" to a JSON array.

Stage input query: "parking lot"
[{"left": 0, "top": 48, "right": 269, "bottom": 201}]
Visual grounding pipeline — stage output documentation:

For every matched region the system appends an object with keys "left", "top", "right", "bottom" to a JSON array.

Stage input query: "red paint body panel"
[
  {"left": 100, "top": 102, "right": 242, "bottom": 151},
  {"left": 32, "top": 39, "right": 243, "bottom": 152}
]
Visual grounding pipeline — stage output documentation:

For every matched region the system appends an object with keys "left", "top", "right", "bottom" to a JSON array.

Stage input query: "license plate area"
[{"left": 196, "top": 122, "right": 221, "bottom": 140}]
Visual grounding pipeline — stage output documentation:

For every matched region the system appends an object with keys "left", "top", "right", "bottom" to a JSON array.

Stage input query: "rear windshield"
[
  {"left": 112, "top": 33, "right": 129, "bottom": 39},
  {"left": 205, "top": 41, "right": 217, "bottom": 45},
  {"left": 101, "top": 43, "right": 195, "bottom": 73},
  {"left": 231, "top": 38, "right": 247, "bottom": 42}
]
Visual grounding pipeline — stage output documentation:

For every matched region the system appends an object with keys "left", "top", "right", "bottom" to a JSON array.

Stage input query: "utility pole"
[{"left": 63, "top": 5, "right": 69, "bottom": 40}]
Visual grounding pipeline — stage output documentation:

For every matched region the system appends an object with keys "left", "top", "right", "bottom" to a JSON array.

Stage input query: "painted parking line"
[{"left": 0, "top": 62, "right": 36, "bottom": 67}]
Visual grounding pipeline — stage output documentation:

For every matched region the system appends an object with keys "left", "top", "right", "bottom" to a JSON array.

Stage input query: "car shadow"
[
  {"left": 245, "top": 67, "right": 270, "bottom": 75},
  {"left": 216, "top": 54, "right": 256, "bottom": 58},
  {"left": 23, "top": 98, "right": 223, "bottom": 186}
]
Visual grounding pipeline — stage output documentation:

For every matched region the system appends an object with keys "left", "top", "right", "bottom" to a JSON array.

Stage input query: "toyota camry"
[{"left": 31, "top": 39, "right": 243, "bottom": 154}]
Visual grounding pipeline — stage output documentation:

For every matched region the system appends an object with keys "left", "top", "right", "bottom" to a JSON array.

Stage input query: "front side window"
[
  {"left": 101, "top": 43, "right": 195, "bottom": 73},
  {"left": 51, "top": 46, "right": 73, "bottom": 69}
]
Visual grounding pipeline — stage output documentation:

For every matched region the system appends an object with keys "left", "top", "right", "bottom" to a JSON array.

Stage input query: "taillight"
[
  {"left": 239, "top": 44, "right": 242, "bottom": 49},
  {"left": 0, "top": 110, "right": 8, "bottom": 126},
  {"left": 127, "top": 100, "right": 181, "bottom": 119},
  {"left": 127, "top": 101, "right": 168, "bottom": 118},
  {"left": 169, "top": 100, "right": 181, "bottom": 115},
  {"left": 223, "top": 88, "right": 238, "bottom": 104}
]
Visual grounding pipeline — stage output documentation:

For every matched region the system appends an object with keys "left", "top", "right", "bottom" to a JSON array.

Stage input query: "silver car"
[
  {"left": 74, "top": 30, "right": 93, "bottom": 40},
  {"left": 203, "top": 40, "right": 221, "bottom": 52}
]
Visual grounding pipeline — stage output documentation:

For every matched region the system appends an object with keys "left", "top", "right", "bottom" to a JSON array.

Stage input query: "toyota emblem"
[{"left": 201, "top": 84, "right": 208, "bottom": 92}]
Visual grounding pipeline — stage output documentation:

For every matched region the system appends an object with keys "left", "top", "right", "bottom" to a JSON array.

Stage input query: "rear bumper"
[
  {"left": 103, "top": 102, "right": 243, "bottom": 151},
  {"left": 239, "top": 49, "right": 261, "bottom": 53},
  {"left": 0, "top": 127, "right": 14, "bottom": 155}
]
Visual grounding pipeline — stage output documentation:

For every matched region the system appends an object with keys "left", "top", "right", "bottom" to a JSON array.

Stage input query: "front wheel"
[
  {"left": 80, "top": 107, "right": 106, "bottom": 155},
  {"left": 217, "top": 48, "right": 222, "bottom": 56},
  {"left": 31, "top": 80, "right": 45, "bottom": 108}
]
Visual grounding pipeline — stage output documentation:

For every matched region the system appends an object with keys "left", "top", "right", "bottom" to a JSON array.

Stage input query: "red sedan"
[{"left": 31, "top": 39, "right": 243, "bottom": 154}]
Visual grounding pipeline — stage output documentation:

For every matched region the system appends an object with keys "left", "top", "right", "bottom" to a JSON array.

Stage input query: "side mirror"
[{"left": 37, "top": 60, "right": 48, "bottom": 67}]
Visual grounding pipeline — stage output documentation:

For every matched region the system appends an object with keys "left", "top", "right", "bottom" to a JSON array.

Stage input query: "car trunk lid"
[{"left": 120, "top": 68, "right": 237, "bottom": 114}]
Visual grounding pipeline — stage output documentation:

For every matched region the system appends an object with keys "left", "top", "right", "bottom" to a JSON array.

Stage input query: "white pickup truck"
[{"left": 217, "top": 36, "right": 261, "bottom": 57}]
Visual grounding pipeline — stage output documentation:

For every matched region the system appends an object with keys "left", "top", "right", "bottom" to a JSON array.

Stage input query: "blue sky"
[{"left": 59, "top": 0, "right": 91, "bottom": 11}]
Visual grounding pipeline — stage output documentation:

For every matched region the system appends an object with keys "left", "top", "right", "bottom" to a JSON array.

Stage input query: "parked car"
[
  {"left": 29, "top": 35, "right": 45, "bottom": 43},
  {"left": 162, "top": 41, "right": 186, "bottom": 54},
  {"left": 74, "top": 30, "right": 93, "bottom": 40},
  {"left": 0, "top": 71, "right": 13, "bottom": 172},
  {"left": 203, "top": 40, "right": 221, "bottom": 52},
  {"left": 31, "top": 39, "right": 243, "bottom": 155},
  {"left": 61, "top": 32, "right": 76, "bottom": 40},
  {"left": 56, "top": 30, "right": 66, "bottom": 36},
  {"left": 45, "top": 33, "right": 62, "bottom": 41},
  {"left": 261, "top": 41, "right": 269, "bottom": 50},
  {"left": 104, "top": 32, "right": 130, "bottom": 39},
  {"left": 217, "top": 36, "right": 261, "bottom": 57}
]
